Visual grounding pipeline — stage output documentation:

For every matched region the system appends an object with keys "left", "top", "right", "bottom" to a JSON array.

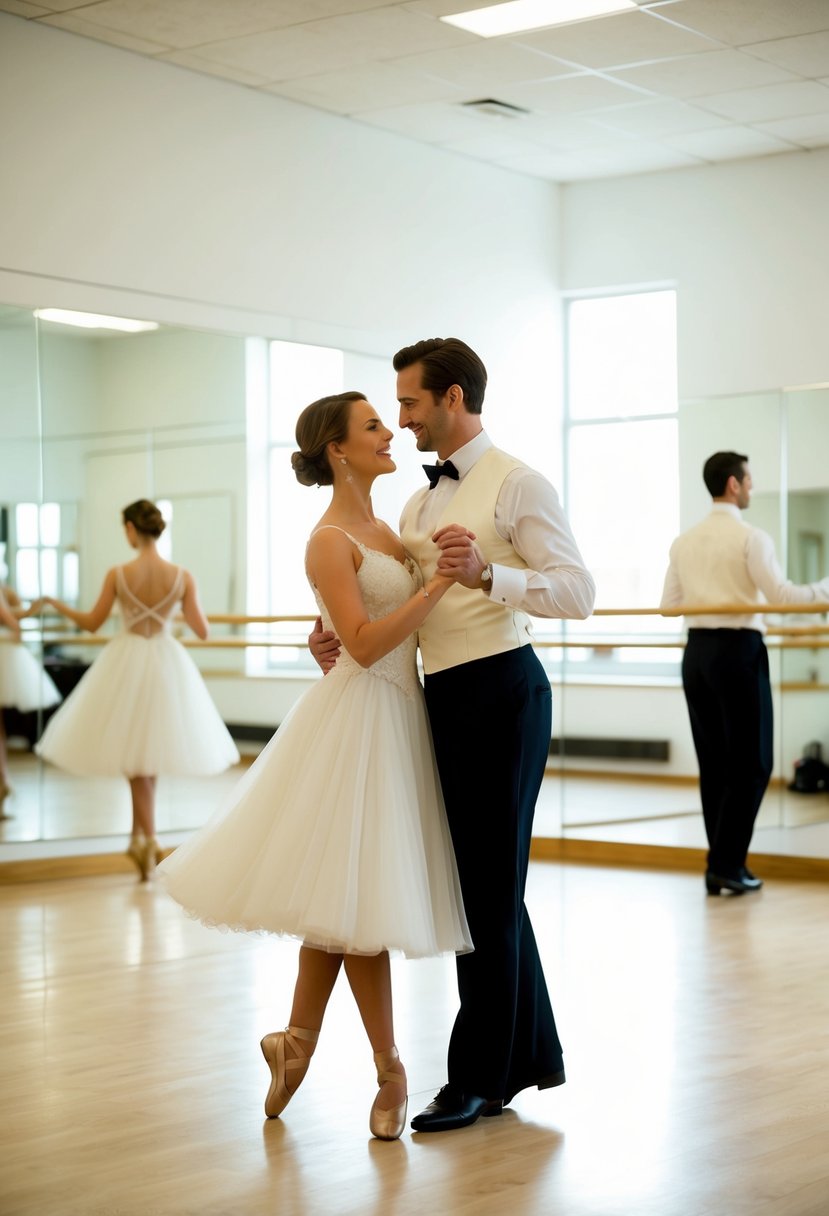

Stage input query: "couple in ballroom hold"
[{"left": 159, "top": 336, "right": 596, "bottom": 1140}]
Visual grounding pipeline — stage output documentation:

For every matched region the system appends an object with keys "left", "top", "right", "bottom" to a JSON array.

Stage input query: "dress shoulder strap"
[{"left": 309, "top": 525, "right": 364, "bottom": 550}]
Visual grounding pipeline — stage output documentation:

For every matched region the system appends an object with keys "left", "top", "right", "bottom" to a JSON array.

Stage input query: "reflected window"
[
  {"left": 247, "top": 340, "right": 345, "bottom": 671},
  {"left": 562, "top": 290, "right": 679, "bottom": 675}
]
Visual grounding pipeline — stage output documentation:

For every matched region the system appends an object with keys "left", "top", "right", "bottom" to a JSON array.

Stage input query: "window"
[{"left": 562, "top": 289, "right": 680, "bottom": 675}]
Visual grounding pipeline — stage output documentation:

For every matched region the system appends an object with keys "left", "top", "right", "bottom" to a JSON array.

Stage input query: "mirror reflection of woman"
[
  {"left": 34, "top": 500, "right": 240, "bottom": 877},
  {"left": 0, "top": 583, "right": 61, "bottom": 812},
  {"left": 159, "top": 393, "right": 471, "bottom": 1142}
]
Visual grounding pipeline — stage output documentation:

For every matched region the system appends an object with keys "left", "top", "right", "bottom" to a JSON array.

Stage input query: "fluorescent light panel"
[
  {"left": 34, "top": 308, "right": 159, "bottom": 333},
  {"left": 441, "top": 0, "right": 638, "bottom": 38}
]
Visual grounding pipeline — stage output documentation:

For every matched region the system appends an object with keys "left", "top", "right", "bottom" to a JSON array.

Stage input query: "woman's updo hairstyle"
[
  {"left": 292, "top": 391, "right": 366, "bottom": 488},
  {"left": 122, "top": 499, "right": 166, "bottom": 538}
]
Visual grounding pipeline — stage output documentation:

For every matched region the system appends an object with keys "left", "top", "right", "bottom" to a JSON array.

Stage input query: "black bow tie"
[{"left": 423, "top": 460, "right": 460, "bottom": 489}]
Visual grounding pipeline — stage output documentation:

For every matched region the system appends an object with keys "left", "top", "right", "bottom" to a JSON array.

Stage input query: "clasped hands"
[{"left": 309, "top": 524, "right": 487, "bottom": 673}]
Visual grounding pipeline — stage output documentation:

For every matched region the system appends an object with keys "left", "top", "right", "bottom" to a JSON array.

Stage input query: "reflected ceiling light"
[
  {"left": 441, "top": 0, "right": 638, "bottom": 38},
  {"left": 34, "top": 308, "right": 159, "bottom": 333}
]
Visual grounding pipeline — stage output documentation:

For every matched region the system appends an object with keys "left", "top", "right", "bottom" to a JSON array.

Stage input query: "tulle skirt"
[
  {"left": 0, "top": 636, "right": 61, "bottom": 713},
  {"left": 35, "top": 631, "right": 240, "bottom": 777},
  {"left": 158, "top": 668, "right": 471, "bottom": 960}
]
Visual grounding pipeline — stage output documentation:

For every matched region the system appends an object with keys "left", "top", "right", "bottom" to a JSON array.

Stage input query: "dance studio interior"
[{"left": 2, "top": 2, "right": 828, "bottom": 1213}]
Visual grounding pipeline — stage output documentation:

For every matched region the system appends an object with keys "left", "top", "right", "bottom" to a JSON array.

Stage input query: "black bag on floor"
[{"left": 788, "top": 741, "right": 829, "bottom": 793}]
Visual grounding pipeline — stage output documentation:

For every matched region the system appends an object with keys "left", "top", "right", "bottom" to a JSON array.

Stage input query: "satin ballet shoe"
[
  {"left": 260, "top": 1025, "right": 319, "bottom": 1118},
  {"left": 369, "top": 1046, "right": 408, "bottom": 1141},
  {"left": 126, "top": 834, "right": 147, "bottom": 879},
  {"left": 140, "top": 838, "right": 157, "bottom": 881}
]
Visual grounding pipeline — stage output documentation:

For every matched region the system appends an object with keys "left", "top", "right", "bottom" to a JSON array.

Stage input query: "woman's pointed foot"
[
  {"left": 370, "top": 1046, "right": 407, "bottom": 1141},
  {"left": 260, "top": 1025, "right": 319, "bottom": 1118}
]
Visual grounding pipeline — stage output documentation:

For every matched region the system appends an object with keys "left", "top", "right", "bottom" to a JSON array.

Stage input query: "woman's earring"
[{"left": 340, "top": 457, "right": 353, "bottom": 484}]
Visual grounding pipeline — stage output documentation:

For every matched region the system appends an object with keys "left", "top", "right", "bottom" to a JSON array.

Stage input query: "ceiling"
[{"left": 8, "top": 0, "right": 829, "bottom": 182}]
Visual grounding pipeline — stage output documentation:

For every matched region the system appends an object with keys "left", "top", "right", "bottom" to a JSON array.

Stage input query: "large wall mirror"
[
  {"left": 2, "top": 309, "right": 250, "bottom": 845},
  {"left": 556, "top": 386, "right": 829, "bottom": 854},
  {"left": 2, "top": 299, "right": 828, "bottom": 861}
]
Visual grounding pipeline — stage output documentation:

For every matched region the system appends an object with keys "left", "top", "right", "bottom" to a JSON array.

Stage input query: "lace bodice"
[
  {"left": 116, "top": 566, "right": 185, "bottom": 638},
  {"left": 309, "top": 528, "right": 422, "bottom": 700}
]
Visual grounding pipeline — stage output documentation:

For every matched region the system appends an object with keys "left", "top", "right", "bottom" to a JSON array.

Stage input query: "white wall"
[
  {"left": 0, "top": 13, "right": 560, "bottom": 385},
  {"left": 561, "top": 149, "right": 829, "bottom": 400}
]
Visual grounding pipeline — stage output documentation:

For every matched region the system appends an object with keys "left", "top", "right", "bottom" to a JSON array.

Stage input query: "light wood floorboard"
[{"left": 2, "top": 863, "right": 828, "bottom": 1215}]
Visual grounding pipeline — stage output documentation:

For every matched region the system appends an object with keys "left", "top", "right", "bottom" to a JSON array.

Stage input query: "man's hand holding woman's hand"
[{"left": 433, "top": 525, "right": 488, "bottom": 589}]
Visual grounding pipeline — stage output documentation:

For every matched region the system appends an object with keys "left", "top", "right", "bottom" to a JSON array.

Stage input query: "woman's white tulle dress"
[
  {"left": 0, "top": 632, "right": 61, "bottom": 713},
  {"left": 36, "top": 567, "right": 240, "bottom": 778},
  {"left": 159, "top": 532, "right": 471, "bottom": 960}
]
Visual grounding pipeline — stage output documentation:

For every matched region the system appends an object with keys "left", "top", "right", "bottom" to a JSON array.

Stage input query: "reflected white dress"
[
  {"left": 0, "top": 631, "right": 61, "bottom": 713},
  {"left": 36, "top": 567, "right": 240, "bottom": 777},
  {"left": 159, "top": 531, "right": 471, "bottom": 960}
]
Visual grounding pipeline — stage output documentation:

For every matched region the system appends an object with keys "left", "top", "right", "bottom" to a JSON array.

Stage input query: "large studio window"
[{"left": 563, "top": 289, "right": 680, "bottom": 674}]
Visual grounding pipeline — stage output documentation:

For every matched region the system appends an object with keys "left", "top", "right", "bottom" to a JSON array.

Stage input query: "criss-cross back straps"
[{"left": 116, "top": 565, "right": 184, "bottom": 628}]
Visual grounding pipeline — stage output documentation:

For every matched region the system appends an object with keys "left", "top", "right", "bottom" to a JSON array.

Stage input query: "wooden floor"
[{"left": 2, "top": 862, "right": 829, "bottom": 1216}]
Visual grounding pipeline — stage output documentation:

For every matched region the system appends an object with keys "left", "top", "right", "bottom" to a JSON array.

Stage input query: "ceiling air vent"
[{"left": 461, "top": 98, "right": 530, "bottom": 120}]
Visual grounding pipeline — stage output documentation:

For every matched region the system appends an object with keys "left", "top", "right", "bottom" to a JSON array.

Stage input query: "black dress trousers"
[
  {"left": 424, "top": 644, "right": 563, "bottom": 1101},
  {"left": 681, "top": 628, "right": 773, "bottom": 874}
]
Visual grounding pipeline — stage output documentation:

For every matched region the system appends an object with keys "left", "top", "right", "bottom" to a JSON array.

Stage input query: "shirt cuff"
[{"left": 489, "top": 563, "right": 526, "bottom": 606}]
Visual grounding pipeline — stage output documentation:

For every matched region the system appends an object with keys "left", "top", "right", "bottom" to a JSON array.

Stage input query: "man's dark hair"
[
  {"left": 703, "top": 451, "right": 749, "bottom": 498},
  {"left": 393, "top": 337, "right": 487, "bottom": 414}
]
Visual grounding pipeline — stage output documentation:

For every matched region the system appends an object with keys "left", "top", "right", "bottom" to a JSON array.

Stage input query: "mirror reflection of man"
[
  {"left": 313, "top": 337, "right": 595, "bottom": 1131},
  {"left": 661, "top": 451, "right": 829, "bottom": 895}
]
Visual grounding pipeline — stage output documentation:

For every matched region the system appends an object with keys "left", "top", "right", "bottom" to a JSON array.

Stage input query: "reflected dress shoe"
[
  {"left": 410, "top": 1084, "right": 502, "bottom": 1132},
  {"left": 705, "top": 867, "right": 763, "bottom": 895}
]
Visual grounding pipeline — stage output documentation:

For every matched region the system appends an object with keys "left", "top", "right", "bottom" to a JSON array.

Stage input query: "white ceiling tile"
[
  {"left": 498, "top": 73, "right": 654, "bottom": 116},
  {"left": 0, "top": 1, "right": 51, "bottom": 17},
  {"left": 490, "top": 148, "right": 605, "bottom": 182},
  {"left": 355, "top": 100, "right": 500, "bottom": 143},
  {"left": 573, "top": 139, "right": 703, "bottom": 173},
  {"left": 185, "top": 6, "right": 476, "bottom": 81},
  {"left": 589, "top": 98, "right": 731, "bottom": 136},
  {"left": 514, "top": 9, "right": 720, "bottom": 71},
  {"left": 158, "top": 49, "right": 275, "bottom": 86},
  {"left": 388, "top": 40, "right": 581, "bottom": 91},
  {"left": 661, "top": 0, "right": 829, "bottom": 44},
  {"left": 38, "top": 11, "right": 172, "bottom": 53},
  {"left": 30, "top": 0, "right": 107, "bottom": 10},
  {"left": 610, "top": 48, "right": 798, "bottom": 98},
  {"left": 696, "top": 79, "right": 829, "bottom": 123},
  {"left": 42, "top": 0, "right": 397, "bottom": 50},
  {"left": 515, "top": 111, "right": 638, "bottom": 150},
  {"left": 741, "top": 30, "right": 829, "bottom": 78},
  {"left": 266, "top": 60, "right": 464, "bottom": 113},
  {"left": 440, "top": 131, "right": 556, "bottom": 160},
  {"left": 755, "top": 110, "right": 829, "bottom": 146},
  {"left": 659, "top": 124, "right": 798, "bottom": 159}
]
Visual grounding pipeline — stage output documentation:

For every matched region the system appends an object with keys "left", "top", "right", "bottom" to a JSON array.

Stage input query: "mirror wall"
[
  {"left": 554, "top": 386, "right": 829, "bottom": 855},
  {"left": 2, "top": 309, "right": 249, "bottom": 843},
  {"left": 2, "top": 300, "right": 828, "bottom": 859}
]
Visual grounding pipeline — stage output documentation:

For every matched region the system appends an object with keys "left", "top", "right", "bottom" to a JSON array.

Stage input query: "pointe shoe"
[
  {"left": 127, "top": 834, "right": 148, "bottom": 879},
  {"left": 260, "top": 1025, "right": 319, "bottom": 1118},
  {"left": 141, "top": 838, "right": 157, "bottom": 881},
  {"left": 370, "top": 1046, "right": 408, "bottom": 1141}
]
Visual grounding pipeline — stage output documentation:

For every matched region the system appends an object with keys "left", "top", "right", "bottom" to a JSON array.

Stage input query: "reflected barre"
[{"left": 13, "top": 598, "right": 829, "bottom": 652}]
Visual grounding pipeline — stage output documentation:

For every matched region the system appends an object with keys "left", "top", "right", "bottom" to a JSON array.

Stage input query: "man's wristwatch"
[{"left": 480, "top": 562, "right": 493, "bottom": 589}]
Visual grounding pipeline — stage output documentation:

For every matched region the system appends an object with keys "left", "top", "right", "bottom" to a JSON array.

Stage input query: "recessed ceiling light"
[
  {"left": 34, "top": 308, "right": 159, "bottom": 333},
  {"left": 441, "top": 0, "right": 638, "bottom": 38}
]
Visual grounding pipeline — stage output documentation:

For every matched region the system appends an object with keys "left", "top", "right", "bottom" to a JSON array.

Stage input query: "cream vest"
[{"left": 401, "top": 447, "right": 533, "bottom": 674}]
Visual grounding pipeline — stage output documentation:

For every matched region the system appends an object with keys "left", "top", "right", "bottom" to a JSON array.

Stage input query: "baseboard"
[{"left": 2, "top": 840, "right": 826, "bottom": 885}]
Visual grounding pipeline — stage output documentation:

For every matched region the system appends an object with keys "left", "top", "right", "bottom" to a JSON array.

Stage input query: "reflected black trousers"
[{"left": 682, "top": 628, "right": 773, "bottom": 874}]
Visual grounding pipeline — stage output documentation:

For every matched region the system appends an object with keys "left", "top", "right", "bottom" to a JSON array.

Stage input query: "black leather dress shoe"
[
  {"left": 738, "top": 866, "right": 763, "bottom": 890},
  {"left": 504, "top": 1069, "right": 566, "bottom": 1107},
  {"left": 410, "top": 1085, "right": 503, "bottom": 1132},
  {"left": 705, "top": 869, "right": 763, "bottom": 895}
]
